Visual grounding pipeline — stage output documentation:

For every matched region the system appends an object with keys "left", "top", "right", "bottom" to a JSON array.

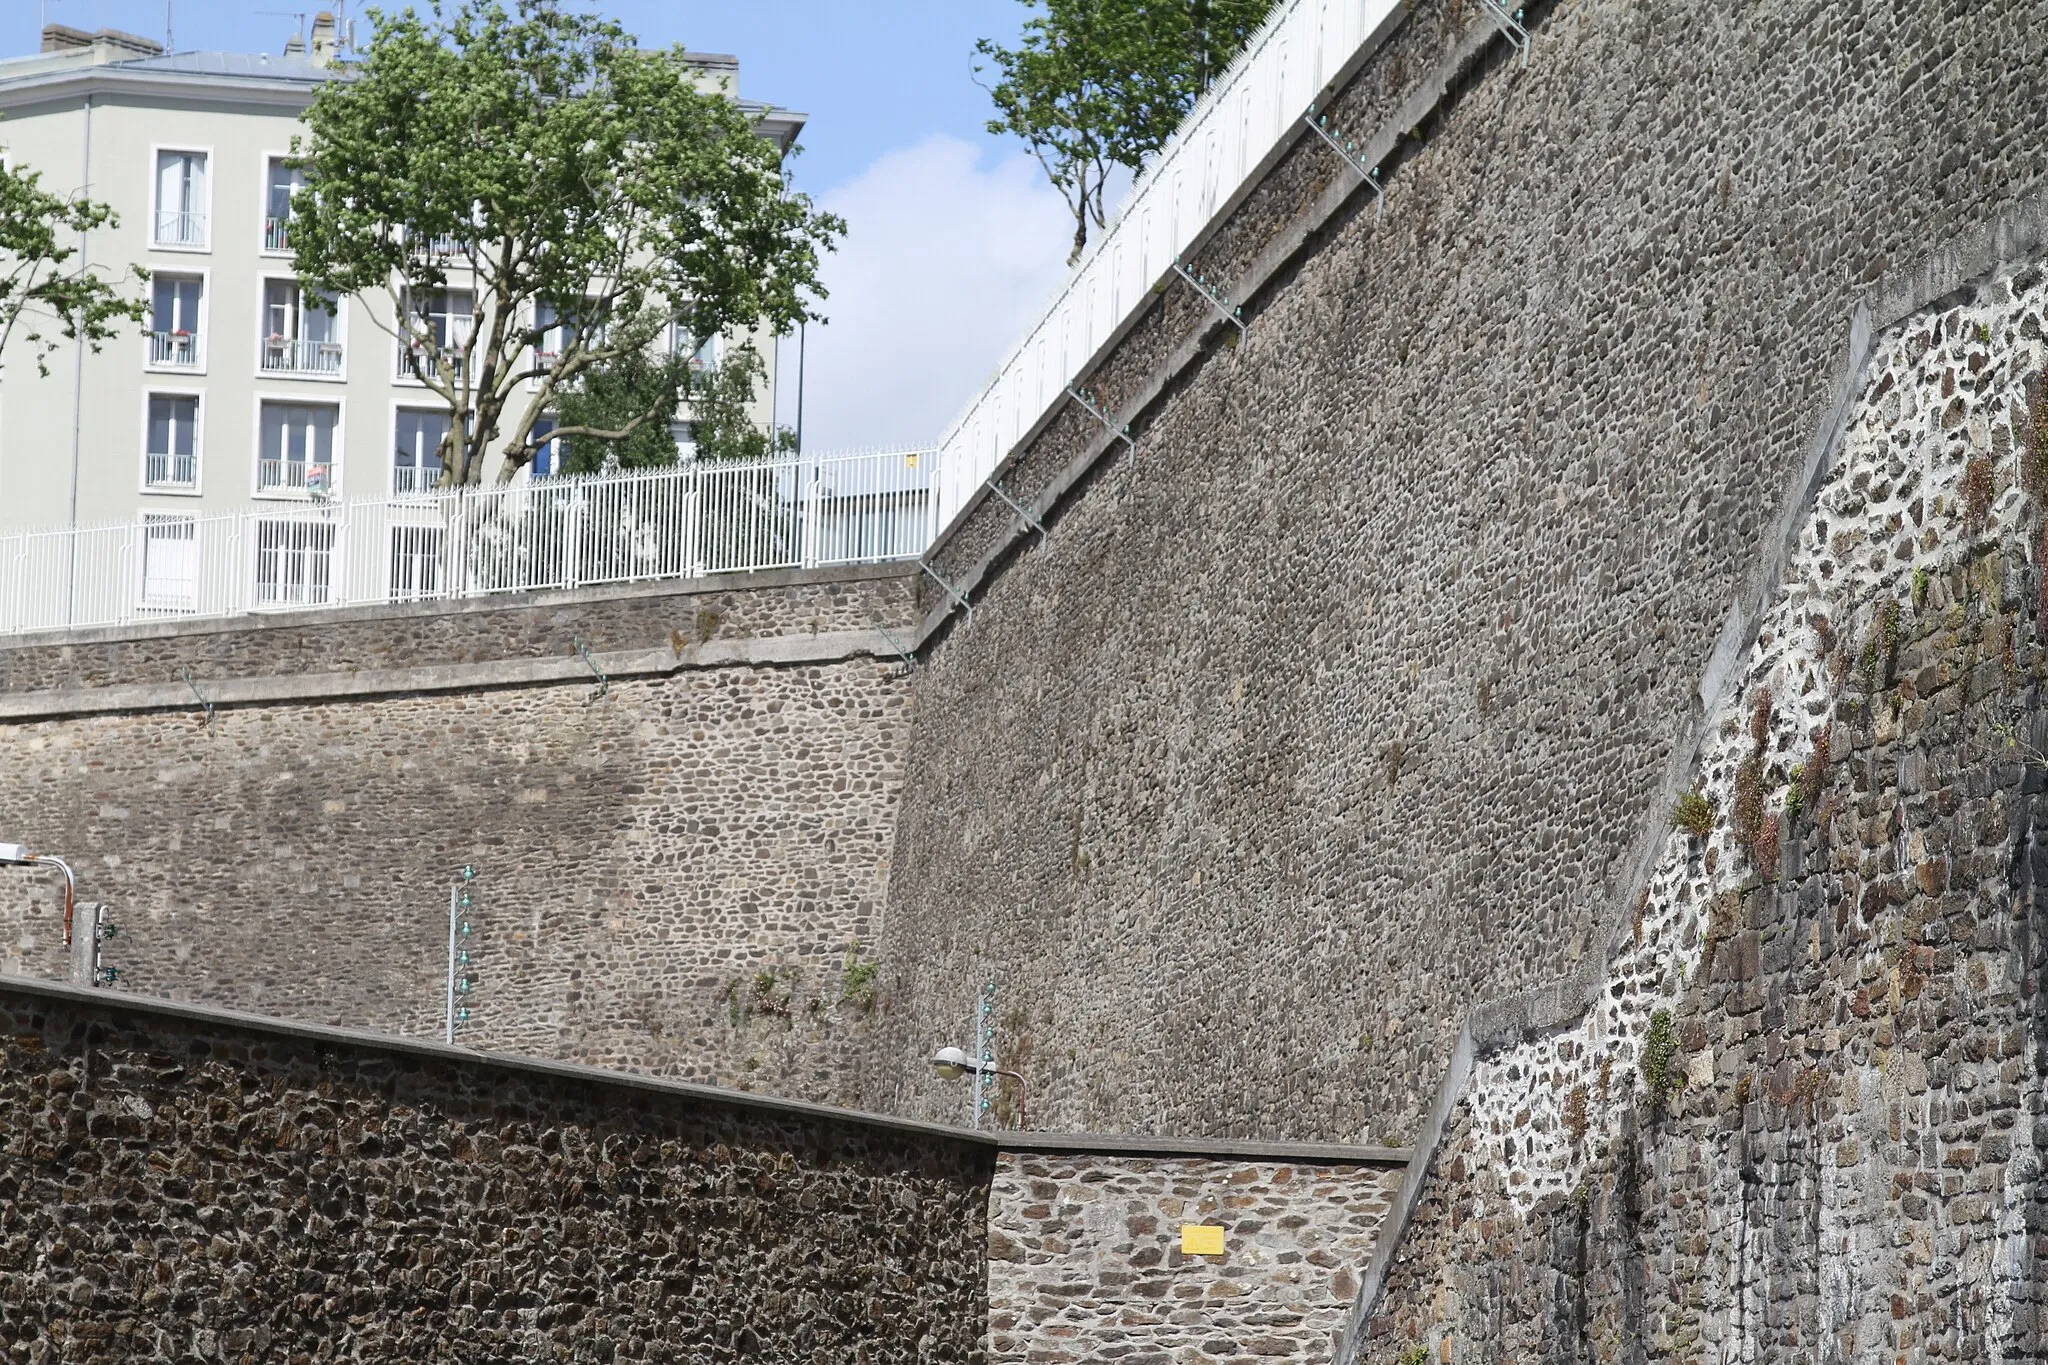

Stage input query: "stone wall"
[
  {"left": 988, "top": 1144, "right": 1403, "bottom": 1364},
  {"left": 0, "top": 566, "right": 918, "bottom": 1102},
  {"left": 864, "top": 0, "right": 2048, "bottom": 1143},
  {"left": 1348, "top": 252, "right": 2048, "bottom": 1358},
  {"left": 0, "top": 977, "right": 991, "bottom": 1363}
]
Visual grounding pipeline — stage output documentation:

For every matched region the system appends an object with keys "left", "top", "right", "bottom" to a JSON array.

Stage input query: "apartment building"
[{"left": 0, "top": 19, "right": 802, "bottom": 540}]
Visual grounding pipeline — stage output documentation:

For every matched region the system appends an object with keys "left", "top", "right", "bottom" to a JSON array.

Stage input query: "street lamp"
[
  {"left": 930, "top": 1045, "right": 1029, "bottom": 1129},
  {"left": 0, "top": 843, "right": 79, "bottom": 945}
]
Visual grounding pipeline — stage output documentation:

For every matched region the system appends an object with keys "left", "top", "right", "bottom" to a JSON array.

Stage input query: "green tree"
[
  {"left": 685, "top": 345, "right": 796, "bottom": 463},
  {"left": 977, "top": 0, "right": 1277, "bottom": 263},
  {"left": 551, "top": 346, "right": 691, "bottom": 475},
  {"left": 287, "top": 0, "right": 842, "bottom": 485},
  {"left": 552, "top": 341, "right": 791, "bottom": 474},
  {"left": 0, "top": 158, "right": 147, "bottom": 377}
]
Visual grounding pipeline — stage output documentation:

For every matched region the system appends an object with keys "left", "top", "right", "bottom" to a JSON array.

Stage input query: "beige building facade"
[{"left": 0, "top": 22, "right": 799, "bottom": 538}]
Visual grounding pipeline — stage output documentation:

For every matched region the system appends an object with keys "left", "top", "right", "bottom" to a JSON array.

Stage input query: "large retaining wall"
[
  {"left": 863, "top": 0, "right": 2048, "bottom": 1143},
  {"left": 0, "top": 565, "right": 917, "bottom": 1101},
  {"left": 1344, "top": 229, "right": 2048, "bottom": 1358},
  {"left": 0, "top": 976, "right": 991, "bottom": 1362}
]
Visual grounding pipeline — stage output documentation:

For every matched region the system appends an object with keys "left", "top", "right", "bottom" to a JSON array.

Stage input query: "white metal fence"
[
  {"left": 0, "top": 448, "right": 939, "bottom": 636},
  {"left": 932, "top": 0, "right": 1403, "bottom": 529}
]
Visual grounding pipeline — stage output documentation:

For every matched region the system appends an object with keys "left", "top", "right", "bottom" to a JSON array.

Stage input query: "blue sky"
[{"left": 10, "top": 1, "right": 1082, "bottom": 449}]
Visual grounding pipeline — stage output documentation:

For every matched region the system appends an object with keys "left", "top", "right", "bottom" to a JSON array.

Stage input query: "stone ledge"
[
  {"left": 0, "top": 559, "right": 918, "bottom": 654},
  {"left": 993, "top": 1130, "right": 1410, "bottom": 1166},
  {"left": 0, "top": 628, "right": 910, "bottom": 719}
]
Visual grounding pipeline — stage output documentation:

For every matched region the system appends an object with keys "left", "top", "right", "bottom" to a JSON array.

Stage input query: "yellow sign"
[{"left": 1180, "top": 1224, "right": 1226, "bottom": 1257}]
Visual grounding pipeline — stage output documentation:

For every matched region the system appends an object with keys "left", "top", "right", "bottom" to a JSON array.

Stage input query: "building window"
[
  {"left": 394, "top": 408, "right": 450, "bottom": 498},
  {"left": 398, "top": 288, "right": 473, "bottom": 381},
  {"left": 153, "top": 149, "right": 208, "bottom": 248},
  {"left": 254, "top": 519, "right": 334, "bottom": 607},
  {"left": 260, "top": 279, "right": 343, "bottom": 375},
  {"left": 531, "top": 416, "right": 561, "bottom": 478},
  {"left": 139, "top": 515, "right": 197, "bottom": 610},
  {"left": 670, "top": 318, "right": 718, "bottom": 371},
  {"left": 389, "top": 525, "right": 445, "bottom": 600},
  {"left": 670, "top": 420, "right": 697, "bottom": 462},
  {"left": 264, "top": 157, "right": 305, "bottom": 253},
  {"left": 257, "top": 400, "right": 338, "bottom": 495},
  {"left": 145, "top": 394, "right": 199, "bottom": 489},
  {"left": 148, "top": 274, "right": 203, "bottom": 369}
]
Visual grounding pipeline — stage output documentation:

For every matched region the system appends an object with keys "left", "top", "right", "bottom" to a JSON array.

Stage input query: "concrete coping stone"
[{"left": 992, "top": 1131, "right": 1411, "bottom": 1166}]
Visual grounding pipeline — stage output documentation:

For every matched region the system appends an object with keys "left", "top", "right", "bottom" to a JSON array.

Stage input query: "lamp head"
[{"left": 930, "top": 1045, "right": 978, "bottom": 1079}]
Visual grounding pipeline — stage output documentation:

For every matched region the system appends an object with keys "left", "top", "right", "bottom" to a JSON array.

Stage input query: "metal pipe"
[{"left": 993, "top": 1068, "right": 1029, "bottom": 1130}]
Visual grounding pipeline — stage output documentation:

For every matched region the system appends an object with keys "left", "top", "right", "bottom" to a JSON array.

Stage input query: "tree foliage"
[
  {"left": 976, "top": 0, "right": 1277, "bottom": 263},
  {"left": 288, "top": 0, "right": 842, "bottom": 485},
  {"left": 552, "top": 341, "right": 791, "bottom": 474},
  {"left": 0, "top": 158, "right": 147, "bottom": 377}
]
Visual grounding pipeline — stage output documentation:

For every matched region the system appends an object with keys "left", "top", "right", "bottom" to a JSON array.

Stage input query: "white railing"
[
  {"left": 144, "top": 451, "right": 198, "bottom": 489},
  {"left": 153, "top": 211, "right": 206, "bottom": 248},
  {"left": 256, "top": 458, "right": 312, "bottom": 494},
  {"left": 932, "top": 0, "right": 1403, "bottom": 529},
  {"left": 148, "top": 331, "right": 201, "bottom": 368},
  {"left": 398, "top": 334, "right": 470, "bottom": 382},
  {"left": 261, "top": 337, "right": 344, "bottom": 375},
  {"left": 392, "top": 463, "right": 443, "bottom": 500},
  {"left": 0, "top": 449, "right": 940, "bottom": 636},
  {"left": 264, "top": 216, "right": 292, "bottom": 252}
]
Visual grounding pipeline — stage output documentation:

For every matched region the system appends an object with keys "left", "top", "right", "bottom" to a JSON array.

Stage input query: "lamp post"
[
  {"left": 0, "top": 843, "right": 77, "bottom": 945},
  {"left": 930, "top": 1045, "right": 1028, "bottom": 1130}
]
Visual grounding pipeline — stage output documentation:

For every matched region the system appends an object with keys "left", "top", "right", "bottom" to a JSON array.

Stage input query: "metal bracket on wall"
[
  {"left": 1475, "top": 0, "right": 1530, "bottom": 63},
  {"left": 869, "top": 613, "right": 918, "bottom": 675},
  {"left": 572, "top": 638, "right": 609, "bottom": 702},
  {"left": 1304, "top": 107, "right": 1384, "bottom": 219},
  {"left": 988, "top": 481, "right": 1048, "bottom": 541},
  {"left": 181, "top": 666, "right": 215, "bottom": 735},
  {"left": 919, "top": 561, "right": 974, "bottom": 624},
  {"left": 1170, "top": 259, "right": 1246, "bottom": 332},
  {"left": 1066, "top": 386, "right": 1136, "bottom": 452}
]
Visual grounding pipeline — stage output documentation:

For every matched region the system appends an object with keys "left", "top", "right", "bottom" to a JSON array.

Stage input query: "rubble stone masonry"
[
  {"left": 0, "top": 978, "right": 990, "bottom": 1363},
  {"left": 0, "top": 566, "right": 919, "bottom": 1102}
]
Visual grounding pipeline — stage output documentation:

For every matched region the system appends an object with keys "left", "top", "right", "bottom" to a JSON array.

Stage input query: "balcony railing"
[
  {"left": 144, "top": 451, "right": 197, "bottom": 489},
  {"left": 153, "top": 211, "right": 206, "bottom": 248},
  {"left": 398, "top": 335, "right": 470, "bottom": 382},
  {"left": 257, "top": 458, "right": 311, "bottom": 494},
  {"left": 149, "top": 331, "right": 201, "bottom": 369},
  {"left": 261, "top": 337, "right": 344, "bottom": 376},
  {"left": 393, "top": 463, "right": 444, "bottom": 499},
  {"left": 264, "top": 217, "right": 292, "bottom": 252}
]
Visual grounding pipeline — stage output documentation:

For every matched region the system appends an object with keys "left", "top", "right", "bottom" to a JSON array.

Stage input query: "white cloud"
[{"left": 782, "top": 135, "right": 1074, "bottom": 451}]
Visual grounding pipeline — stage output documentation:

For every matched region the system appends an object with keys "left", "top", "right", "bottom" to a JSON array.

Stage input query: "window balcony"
[
  {"left": 397, "top": 338, "right": 469, "bottom": 382},
  {"left": 264, "top": 217, "right": 292, "bottom": 253},
  {"left": 262, "top": 337, "right": 344, "bottom": 376},
  {"left": 257, "top": 458, "right": 311, "bottom": 494},
  {"left": 153, "top": 211, "right": 206, "bottom": 249},
  {"left": 145, "top": 451, "right": 198, "bottom": 489},
  {"left": 149, "top": 331, "right": 201, "bottom": 369},
  {"left": 393, "top": 463, "right": 445, "bottom": 500}
]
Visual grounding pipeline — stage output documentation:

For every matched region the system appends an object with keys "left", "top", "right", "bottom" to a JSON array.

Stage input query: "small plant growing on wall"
[
  {"left": 1962, "top": 455, "right": 1996, "bottom": 531},
  {"left": 1912, "top": 566, "right": 1932, "bottom": 613},
  {"left": 1561, "top": 1084, "right": 1589, "bottom": 1141},
  {"left": 1752, "top": 814, "right": 1781, "bottom": 881},
  {"left": 1673, "top": 789, "right": 1716, "bottom": 841},
  {"left": 2021, "top": 373, "right": 2047, "bottom": 503},
  {"left": 1878, "top": 598, "right": 1903, "bottom": 660},
  {"left": 1641, "top": 1008, "right": 1682, "bottom": 1105},
  {"left": 1732, "top": 755, "right": 1766, "bottom": 854},
  {"left": 839, "top": 942, "right": 881, "bottom": 1014},
  {"left": 1394, "top": 1345, "right": 1431, "bottom": 1365}
]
